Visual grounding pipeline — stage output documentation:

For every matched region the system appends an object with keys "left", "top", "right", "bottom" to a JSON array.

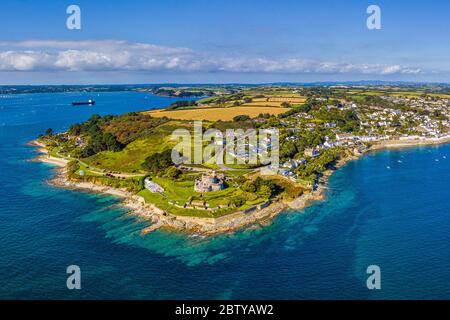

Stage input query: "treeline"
[
  {"left": 362, "top": 95, "right": 409, "bottom": 111},
  {"left": 313, "top": 107, "right": 359, "bottom": 133},
  {"left": 279, "top": 103, "right": 359, "bottom": 132},
  {"left": 229, "top": 175, "right": 301, "bottom": 207},
  {"left": 206, "top": 93, "right": 245, "bottom": 105},
  {"left": 101, "top": 112, "right": 169, "bottom": 144},
  {"left": 69, "top": 114, "right": 123, "bottom": 157},
  {"left": 279, "top": 129, "right": 326, "bottom": 161},
  {"left": 279, "top": 104, "right": 312, "bottom": 118},
  {"left": 240, "top": 177, "right": 281, "bottom": 199},
  {"left": 141, "top": 149, "right": 173, "bottom": 175},
  {"left": 151, "top": 88, "right": 211, "bottom": 97},
  {"left": 295, "top": 148, "right": 341, "bottom": 180},
  {"left": 141, "top": 149, "right": 182, "bottom": 180},
  {"left": 166, "top": 100, "right": 198, "bottom": 110},
  {"left": 68, "top": 113, "right": 169, "bottom": 158}
]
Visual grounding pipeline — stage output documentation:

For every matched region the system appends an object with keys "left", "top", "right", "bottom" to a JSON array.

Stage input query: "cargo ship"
[{"left": 72, "top": 99, "right": 95, "bottom": 106}]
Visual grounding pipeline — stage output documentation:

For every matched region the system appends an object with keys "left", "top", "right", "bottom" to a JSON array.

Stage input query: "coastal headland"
[
  {"left": 30, "top": 85, "right": 450, "bottom": 236},
  {"left": 32, "top": 139, "right": 331, "bottom": 236},
  {"left": 33, "top": 137, "right": 450, "bottom": 236}
]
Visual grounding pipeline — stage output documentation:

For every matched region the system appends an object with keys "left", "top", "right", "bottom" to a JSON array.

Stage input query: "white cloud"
[
  {"left": 0, "top": 39, "right": 422, "bottom": 75},
  {"left": 0, "top": 51, "right": 54, "bottom": 71}
]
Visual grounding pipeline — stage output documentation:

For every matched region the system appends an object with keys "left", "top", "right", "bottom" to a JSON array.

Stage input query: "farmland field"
[
  {"left": 242, "top": 102, "right": 283, "bottom": 107},
  {"left": 259, "top": 97, "right": 306, "bottom": 103},
  {"left": 145, "top": 106, "right": 290, "bottom": 121}
]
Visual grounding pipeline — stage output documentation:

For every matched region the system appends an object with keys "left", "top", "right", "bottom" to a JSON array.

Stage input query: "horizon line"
[{"left": 2, "top": 80, "right": 450, "bottom": 87}]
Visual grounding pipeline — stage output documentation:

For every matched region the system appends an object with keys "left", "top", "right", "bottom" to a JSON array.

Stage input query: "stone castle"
[{"left": 194, "top": 171, "right": 226, "bottom": 193}]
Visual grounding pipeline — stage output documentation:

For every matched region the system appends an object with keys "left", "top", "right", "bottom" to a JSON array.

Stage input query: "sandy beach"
[
  {"left": 29, "top": 140, "right": 70, "bottom": 167},
  {"left": 369, "top": 136, "right": 450, "bottom": 151},
  {"left": 34, "top": 155, "right": 69, "bottom": 167}
]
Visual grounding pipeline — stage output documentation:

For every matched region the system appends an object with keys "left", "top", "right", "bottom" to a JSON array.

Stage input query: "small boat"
[{"left": 72, "top": 99, "right": 95, "bottom": 106}]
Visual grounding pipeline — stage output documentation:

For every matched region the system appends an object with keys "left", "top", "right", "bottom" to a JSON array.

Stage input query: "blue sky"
[{"left": 0, "top": 0, "right": 449, "bottom": 84}]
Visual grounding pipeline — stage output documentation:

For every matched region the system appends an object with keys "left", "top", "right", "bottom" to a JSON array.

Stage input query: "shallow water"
[{"left": 1, "top": 92, "right": 450, "bottom": 299}]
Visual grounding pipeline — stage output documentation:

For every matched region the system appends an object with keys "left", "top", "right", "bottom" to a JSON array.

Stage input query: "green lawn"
[
  {"left": 138, "top": 189, "right": 235, "bottom": 218},
  {"left": 139, "top": 174, "right": 269, "bottom": 218},
  {"left": 225, "top": 168, "right": 253, "bottom": 177}
]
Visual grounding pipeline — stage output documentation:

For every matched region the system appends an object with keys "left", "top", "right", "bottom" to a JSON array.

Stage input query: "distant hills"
[{"left": 2, "top": 81, "right": 450, "bottom": 95}]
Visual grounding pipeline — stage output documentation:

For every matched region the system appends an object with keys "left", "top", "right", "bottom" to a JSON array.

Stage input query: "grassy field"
[
  {"left": 138, "top": 175, "right": 267, "bottom": 218},
  {"left": 138, "top": 189, "right": 220, "bottom": 217},
  {"left": 145, "top": 106, "right": 289, "bottom": 121},
  {"left": 341, "top": 88, "right": 450, "bottom": 99},
  {"left": 242, "top": 102, "right": 284, "bottom": 107},
  {"left": 139, "top": 174, "right": 267, "bottom": 218},
  {"left": 83, "top": 121, "right": 189, "bottom": 172},
  {"left": 258, "top": 97, "right": 306, "bottom": 103}
]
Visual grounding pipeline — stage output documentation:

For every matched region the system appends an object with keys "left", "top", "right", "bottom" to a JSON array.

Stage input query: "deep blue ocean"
[{"left": 1, "top": 91, "right": 450, "bottom": 299}]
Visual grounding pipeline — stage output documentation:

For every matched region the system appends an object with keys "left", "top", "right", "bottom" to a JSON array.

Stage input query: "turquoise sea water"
[{"left": 1, "top": 92, "right": 450, "bottom": 299}]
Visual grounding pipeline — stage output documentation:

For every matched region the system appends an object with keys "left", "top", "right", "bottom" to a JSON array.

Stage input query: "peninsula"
[{"left": 33, "top": 84, "right": 450, "bottom": 235}]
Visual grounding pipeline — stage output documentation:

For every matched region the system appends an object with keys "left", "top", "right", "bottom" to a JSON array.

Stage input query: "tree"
[
  {"left": 167, "top": 100, "right": 197, "bottom": 110},
  {"left": 254, "top": 177, "right": 278, "bottom": 197},
  {"left": 69, "top": 123, "right": 82, "bottom": 135},
  {"left": 81, "top": 145, "right": 96, "bottom": 158},
  {"left": 234, "top": 175, "right": 247, "bottom": 185},
  {"left": 229, "top": 195, "right": 246, "bottom": 207},
  {"left": 45, "top": 128, "right": 53, "bottom": 136},
  {"left": 233, "top": 115, "right": 251, "bottom": 122},
  {"left": 258, "top": 113, "right": 271, "bottom": 119},
  {"left": 165, "top": 166, "right": 182, "bottom": 180},
  {"left": 258, "top": 185, "right": 272, "bottom": 199},
  {"left": 142, "top": 149, "right": 173, "bottom": 175},
  {"left": 279, "top": 104, "right": 311, "bottom": 118},
  {"left": 82, "top": 132, "right": 123, "bottom": 157},
  {"left": 88, "top": 114, "right": 101, "bottom": 123},
  {"left": 242, "top": 180, "right": 256, "bottom": 193},
  {"left": 102, "top": 133, "right": 122, "bottom": 152},
  {"left": 66, "top": 160, "right": 80, "bottom": 177},
  {"left": 280, "top": 141, "right": 298, "bottom": 160}
]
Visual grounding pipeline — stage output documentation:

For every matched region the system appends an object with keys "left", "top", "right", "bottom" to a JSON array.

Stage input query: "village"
[{"left": 36, "top": 85, "right": 450, "bottom": 219}]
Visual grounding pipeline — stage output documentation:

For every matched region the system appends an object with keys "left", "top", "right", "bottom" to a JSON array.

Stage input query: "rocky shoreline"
[
  {"left": 46, "top": 162, "right": 329, "bottom": 236},
  {"left": 30, "top": 140, "right": 333, "bottom": 236},
  {"left": 31, "top": 136, "right": 450, "bottom": 236}
]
